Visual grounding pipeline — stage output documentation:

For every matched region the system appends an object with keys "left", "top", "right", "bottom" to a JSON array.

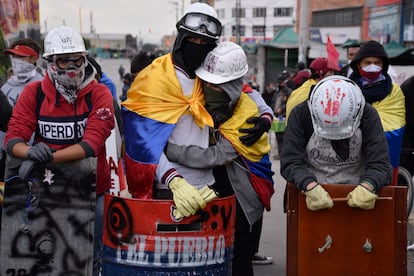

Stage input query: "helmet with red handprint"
[{"left": 308, "top": 75, "right": 365, "bottom": 140}]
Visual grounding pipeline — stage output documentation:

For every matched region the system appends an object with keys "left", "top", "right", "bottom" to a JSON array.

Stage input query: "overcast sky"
[{"left": 39, "top": 0, "right": 191, "bottom": 44}]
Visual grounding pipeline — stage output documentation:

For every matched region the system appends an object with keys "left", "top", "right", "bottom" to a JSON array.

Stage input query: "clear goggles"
[
  {"left": 48, "top": 54, "right": 87, "bottom": 70},
  {"left": 178, "top": 13, "right": 222, "bottom": 39}
]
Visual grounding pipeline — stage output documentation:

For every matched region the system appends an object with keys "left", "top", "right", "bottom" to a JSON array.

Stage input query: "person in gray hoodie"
[
  {"left": 164, "top": 41, "right": 274, "bottom": 276},
  {"left": 0, "top": 38, "right": 43, "bottom": 181}
]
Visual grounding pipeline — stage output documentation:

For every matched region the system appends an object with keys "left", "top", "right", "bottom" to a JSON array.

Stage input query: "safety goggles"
[
  {"left": 179, "top": 13, "right": 222, "bottom": 39},
  {"left": 49, "top": 55, "right": 86, "bottom": 70}
]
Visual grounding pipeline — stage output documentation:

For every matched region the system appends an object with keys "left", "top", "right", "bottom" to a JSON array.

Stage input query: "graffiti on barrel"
[
  {"left": 102, "top": 194, "right": 236, "bottom": 275},
  {"left": 0, "top": 158, "right": 97, "bottom": 275}
]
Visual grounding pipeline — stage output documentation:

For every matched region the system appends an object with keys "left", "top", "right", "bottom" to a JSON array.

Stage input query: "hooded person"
[
  {"left": 121, "top": 3, "right": 223, "bottom": 219},
  {"left": 164, "top": 41, "right": 274, "bottom": 276},
  {"left": 122, "top": 1, "right": 272, "bottom": 222},
  {"left": 349, "top": 40, "right": 405, "bottom": 185},
  {"left": 171, "top": 3, "right": 221, "bottom": 78},
  {"left": 281, "top": 75, "right": 392, "bottom": 211}
]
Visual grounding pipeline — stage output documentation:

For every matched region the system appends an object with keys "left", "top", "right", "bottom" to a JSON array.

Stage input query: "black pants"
[
  {"left": 250, "top": 215, "right": 263, "bottom": 255},
  {"left": 232, "top": 200, "right": 262, "bottom": 276},
  {"left": 276, "top": 132, "right": 284, "bottom": 155}
]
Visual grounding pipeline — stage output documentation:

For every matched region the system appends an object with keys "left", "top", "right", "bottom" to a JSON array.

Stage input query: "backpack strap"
[
  {"left": 85, "top": 92, "right": 92, "bottom": 112},
  {"left": 34, "top": 83, "right": 45, "bottom": 139},
  {"left": 35, "top": 82, "right": 45, "bottom": 119}
]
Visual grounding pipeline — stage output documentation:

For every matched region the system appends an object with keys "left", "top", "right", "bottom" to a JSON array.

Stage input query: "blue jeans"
[{"left": 93, "top": 193, "right": 104, "bottom": 276}]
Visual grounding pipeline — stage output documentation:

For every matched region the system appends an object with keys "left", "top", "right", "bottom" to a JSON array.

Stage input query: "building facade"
[{"left": 206, "top": 0, "right": 297, "bottom": 45}]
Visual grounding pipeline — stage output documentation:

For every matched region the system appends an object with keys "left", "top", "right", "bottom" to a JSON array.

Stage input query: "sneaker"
[{"left": 252, "top": 253, "right": 273, "bottom": 265}]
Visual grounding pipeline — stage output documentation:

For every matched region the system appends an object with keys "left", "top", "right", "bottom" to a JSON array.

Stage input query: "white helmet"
[
  {"left": 43, "top": 26, "right": 87, "bottom": 58},
  {"left": 308, "top": 75, "right": 365, "bottom": 140},
  {"left": 195, "top": 41, "right": 248, "bottom": 84},
  {"left": 176, "top": 2, "right": 222, "bottom": 41}
]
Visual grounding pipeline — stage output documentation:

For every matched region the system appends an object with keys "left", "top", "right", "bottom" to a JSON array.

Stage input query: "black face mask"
[
  {"left": 182, "top": 40, "right": 215, "bottom": 77},
  {"left": 204, "top": 84, "right": 232, "bottom": 128}
]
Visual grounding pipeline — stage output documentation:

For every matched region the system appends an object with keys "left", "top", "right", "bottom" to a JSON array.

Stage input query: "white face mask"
[
  {"left": 361, "top": 64, "right": 382, "bottom": 73},
  {"left": 11, "top": 57, "right": 36, "bottom": 84},
  {"left": 47, "top": 60, "right": 86, "bottom": 104}
]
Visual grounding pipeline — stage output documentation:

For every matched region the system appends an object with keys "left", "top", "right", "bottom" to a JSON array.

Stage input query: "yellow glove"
[
  {"left": 169, "top": 177, "right": 206, "bottom": 219},
  {"left": 347, "top": 185, "right": 378, "bottom": 210},
  {"left": 199, "top": 186, "right": 219, "bottom": 202},
  {"left": 303, "top": 185, "right": 334, "bottom": 211},
  {"left": 173, "top": 185, "right": 218, "bottom": 220}
]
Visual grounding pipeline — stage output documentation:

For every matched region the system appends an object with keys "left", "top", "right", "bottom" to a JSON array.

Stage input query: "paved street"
[{"left": 100, "top": 57, "right": 414, "bottom": 276}]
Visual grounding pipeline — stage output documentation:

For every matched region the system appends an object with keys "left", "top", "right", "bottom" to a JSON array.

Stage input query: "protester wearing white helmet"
[
  {"left": 308, "top": 75, "right": 365, "bottom": 140},
  {"left": 172, "top": 2, "right": 222, "bottom": 78},
  {"left": 123, "top": 2, "right": 271, "bottom": 213},
  {"left": 43, "top": 26, "right": 89, "bottom": 104},
  {"left": 122, "top": 2, "right": 222, "bottom": 218},
  {"left": 164, "top": 41, "right": 274, "bottom": 276},
  {"left": 281, "top": 75, "right": 392, "bottom": 211},
  {"left": 4, "top": 25, "right": 114, "bottom": 275}
]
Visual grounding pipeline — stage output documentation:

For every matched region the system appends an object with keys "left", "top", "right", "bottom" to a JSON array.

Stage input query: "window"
[
  {"left": 232, "top": 25, "right": 246, "bottom": 36},
  {"left": 253, "top": 7, "right": 266, "bottom": 18},
  {"left": 232, "top": 8, "right": 246, "bottom": 18},
  {"left": 274, "top": 7, "right": 293, "bottom": 17},
  {"left": 252, "top": 25, "right": 265, "bottom": 36},
  {"left": 312, "top": 7, "right": 362, "bottom": 27}
]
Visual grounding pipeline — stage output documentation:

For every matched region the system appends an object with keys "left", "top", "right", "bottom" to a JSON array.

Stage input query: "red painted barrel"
[{"left": 102, "top": 193, "right": 236, "bottom": 275}]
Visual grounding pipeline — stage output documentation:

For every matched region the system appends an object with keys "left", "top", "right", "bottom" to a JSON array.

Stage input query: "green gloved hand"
[
  {"left": 347, "top": 185, "right": 378, "bottom": 210},
  {"left": 169, "top": 177, "right": 206, "bottom": 219},
  {"left": 303, "top": 184, "right": 334, "bottom": 211}
]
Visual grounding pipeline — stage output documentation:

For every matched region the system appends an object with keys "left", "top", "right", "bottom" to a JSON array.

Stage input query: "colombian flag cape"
[
  {"left": 219, "top": 93, "right": 274, "bottom": 210},
  {"left": 121, "top": 54, "right": 213, "bottom": 198},
  {"left": 371, "top": 84, "right": 406, "bottom": 185}
]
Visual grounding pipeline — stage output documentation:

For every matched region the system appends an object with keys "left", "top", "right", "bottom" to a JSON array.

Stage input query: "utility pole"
[
  {"left": 236, "top": 0, "right": 241, "bottom": 45},
  {"left": 298, "top": 0, "right": 308, "bottom": 63},
  {"left": 400, "top": 0, "right": 406, "bottom": 44},
  {"left": 263, "top": 8, "right": 266, "bottom": 43}
]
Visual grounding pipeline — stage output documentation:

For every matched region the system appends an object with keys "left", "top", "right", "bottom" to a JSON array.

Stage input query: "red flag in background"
[{"left": 326, "top": 36, "right": 340, "bottom": 71}]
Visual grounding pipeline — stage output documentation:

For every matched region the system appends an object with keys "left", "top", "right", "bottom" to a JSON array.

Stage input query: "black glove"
[
  {"left": 19, "top": 159, "right": 36, "bottom": 181},
  {"left": 26, "top": 142, "right": 54, "bottom": 163},
  {"left": 239, "top": 116, "right": 271, "bottom": 146}
]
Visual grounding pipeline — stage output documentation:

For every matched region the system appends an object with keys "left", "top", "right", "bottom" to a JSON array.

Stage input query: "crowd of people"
[{"left": 0, "top": 1, "right": 412, "bottom": 275}]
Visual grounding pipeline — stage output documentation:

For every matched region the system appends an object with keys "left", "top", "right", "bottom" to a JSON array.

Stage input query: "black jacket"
[{"left": 280, "top": 101, "right": 393, "bottom": 191}]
